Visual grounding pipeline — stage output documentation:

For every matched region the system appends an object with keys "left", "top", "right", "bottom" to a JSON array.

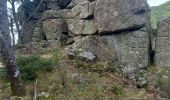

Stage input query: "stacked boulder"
[
  {"left": 155, "top": 17, "right": 170, "bottom": 67},
  {"left": 18, "top": 0, "right": 151, "bottom": 74},
  {"left": 66, "top": 0, "right": 150, "bottom": 74},
  {"left": 18, "top": 0, "right": 71, "bottom": 44}
]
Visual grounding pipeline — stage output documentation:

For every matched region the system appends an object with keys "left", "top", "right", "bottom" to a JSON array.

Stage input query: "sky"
[{"left": 148, "top": 0, "right": 170, "bottom": 6}]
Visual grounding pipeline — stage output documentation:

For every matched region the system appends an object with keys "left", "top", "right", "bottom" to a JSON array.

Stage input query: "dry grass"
[{"left": 0, "top": 48, "right": 166, "bottom": 100}]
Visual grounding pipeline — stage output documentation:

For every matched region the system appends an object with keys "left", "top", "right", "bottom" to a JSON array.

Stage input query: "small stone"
[
  {"left": 38, "top": 92, "right": 50, "bottom": 98},
  {"left": 78, "top": 51, "right": 96, "bottom": 62},
  {"left": 65, "top": 46, "right": 76, "bottom": 59},
  {"left": 136, "top": 77, "right": 148, "bottom": 88}
]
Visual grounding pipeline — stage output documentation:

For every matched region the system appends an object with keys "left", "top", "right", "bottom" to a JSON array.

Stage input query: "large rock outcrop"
[
  {"left": 65, "top": 0, "right": 150, "bottom": 74},
  {"left": 155, "top": 17, "right": 170, "bottom": 67},
  {"left": 18, "top": 0, "right": 151, "bottom": 74}
]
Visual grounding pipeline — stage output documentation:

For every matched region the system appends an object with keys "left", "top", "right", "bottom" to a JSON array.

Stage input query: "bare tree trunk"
[
  {"left": 9, "top": 0, "right": 21, "bottom": 35},
  {"left": 20, "top": 0, "right": 24, "bottom": 4},
  {"left": 9, "top": 16, "right": 15, "bottom": 46},
  {"left": 0, "top": 0, "right": 25, "bottom": 96}
]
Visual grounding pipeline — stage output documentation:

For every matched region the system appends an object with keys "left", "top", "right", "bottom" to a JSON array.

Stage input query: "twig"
[
  {"left": 33, "top": 80, "right": 38, "bottom": 100},
  {"left": 25, "top": 0, "right": 44, "bottom": 21}
]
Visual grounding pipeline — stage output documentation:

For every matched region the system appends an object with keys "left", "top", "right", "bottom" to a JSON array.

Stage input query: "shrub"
[
  {"left": 21, "top": 65, "right": 37, "bottom": 81},
  {"left": 156, "top": 67, "right": 170, "bottom": 98},
  {"left": 16, "top": 55, "right": 53, "bottom": 81},
  {"left": 38, "top": 58, "right": 53, "bottom": 72},
  {"left": 16, "top": 55, "right": 40, "bottom": 67}
]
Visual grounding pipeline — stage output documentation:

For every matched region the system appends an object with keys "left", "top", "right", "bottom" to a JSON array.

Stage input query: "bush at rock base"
[
  {"left": 16, "top": 55, "right": 54, "bottom": 81},
  {"left": 156, "top": 67, "right": 170, "bottom": 98}
]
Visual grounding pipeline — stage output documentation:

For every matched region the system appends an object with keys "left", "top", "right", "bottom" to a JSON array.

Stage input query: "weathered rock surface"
[
  {"left": 78, "top": 51, "right": 96, "bottom": 62},
  {"left": 42, "top": 18, "right": 62, "bottom": 40},
  {"left": 155, "top": 17, "right": 170, "bottom": 67},
  {"left": 67, "top": 0, "right": 95, "bottom": 19},
  {"left": 33, "top": 9, "right": 72, "bottom": 42},
  {"left": 18, "top": 0, "right": 71, "bottom": 44},
  {"left": 65, "top": 46, "right": 96, "bottom": 62},
  {"left": 94, "top": 0, "right": 148, "bottom": 33},
  {"left": 71, "top": 28, "right": 149, "bottom": 71},
  {"left": 18, "top": 0, "right": 152, "bottom": 74},
  {"left": 67, "top": 19, "right": 97, "bottom": 35},
  {"left": 65, "top": 46, "right": 76, "bottom": 59}
]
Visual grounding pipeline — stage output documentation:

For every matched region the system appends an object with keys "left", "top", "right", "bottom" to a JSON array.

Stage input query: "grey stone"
[
  {"left": 155, "top": 17, "right": 170, "bottom": 67},
  {"left": 94, "top": 0, "right": 148, "bottom": 33},
  {"left": 67, "top": 0, "right": 85, "bottom": 9},
  {"left": 136, "top": 77, "right": 147, "bottom": 88},
  {"left": 47, "top": 3, "right": 60, "bottom": 10},
  {"left": 42, "top": 18, "right": 62, "bottom": 40},
  {"left": 72, "top": 28, "right": 149, "bottom": 73},
  {"left": 41, "top": 10, "right": 61, "bottom": 21},
  {"left": 66, "top": 38, "right": 75, "bottom": 45},
  {"left": 33, "top": 26, "right": 43, "bottom": 42},
  {"left": 65, "top": 46, "right": 76, "bottom": 59},
  {"left": 78, "top": 51, "right": 96, "bottom": 62},
  {"left": 44, "top": 0, "right": 60, "bottom": 10},
  {"left": 67, "top": 19, "right": 97, "bottom": 35},
  {"left": 67, "top": 0, "right": 95, "bottom": 19}
]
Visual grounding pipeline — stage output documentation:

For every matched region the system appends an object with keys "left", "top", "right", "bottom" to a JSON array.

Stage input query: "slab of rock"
[
  {"left": 94, "top": 0, "right": 148, "bottom": 33},
  {"left": 67, "top": 19, "right": 97, "bottom": 35},
  {"left": 78, "top": 51, "right": 96, "bottom": 62},
  {"left": 67, "top": 0, "right": 86, "bottom": 9},
  {"left": 65, "top": 46, "right": 76, "bottom": 59},
  {"left": 33, "top": 26, "right": 43, "bottom": 42},
  {"left": 42, "top": 18, "right": 62, "bottom": 40},
  {"left": 72, "top": 28, "right": 149, "bottom": 73},
  {"left": 41, "top": 10, "right": 61, "bottom": 21},
  {"left": 67, "top": 0, "right": 95, "bottom": 19},
  {"left": 155, "top": 17, "right": 170, "bottom": 67}
]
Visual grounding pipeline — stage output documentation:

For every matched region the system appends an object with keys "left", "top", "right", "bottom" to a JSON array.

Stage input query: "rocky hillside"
[
  {"left": 1, "top": 0, "right": 170, "bottom": 99},
  {"left": 17, "top": 0, "right": 151, "bottom": 75},
  {"left": 151, "top": 1, "right": 170, "bottom": 28}
]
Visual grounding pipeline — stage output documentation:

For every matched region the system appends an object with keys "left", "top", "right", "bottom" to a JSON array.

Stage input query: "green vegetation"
[
  {"left": 75, "top": 59, "right": 123, "bottom": 76},
  {"left": 156, "top": 67, "right": 170, "bottom": 98},
  {"left": 1, "top": 47, "right": 160, "bottom": 99},
  {"left": 108, "top": 84, "right": 124, "bottom": 95},
  {"left": 15, "top": 48, "right": 61, "bottom": 81},
  {"left": 16, "top": 55, "right": 54, "bottom": 81},
  {"left": 151, "top": 1, "right": 170, "bottom": 28}
]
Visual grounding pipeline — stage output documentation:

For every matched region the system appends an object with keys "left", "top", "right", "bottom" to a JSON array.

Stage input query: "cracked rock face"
[
  {"left": 67, "top": 0, "right": 150, "bottom": 73},
  {"left": 67, "top": 19, "right": 97, "bottom": 35},
  {"left": 18, "top": 0, "right": 151, "bottom": 74},
  {"left": 94, "top": 0, "right": 148, "bottom": 34},
  {"left": 155, "top": 17, "right": 170, "bottom": 67},
  {"left": 72, "top": 28, "right": 149, "bottom": 71}
]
